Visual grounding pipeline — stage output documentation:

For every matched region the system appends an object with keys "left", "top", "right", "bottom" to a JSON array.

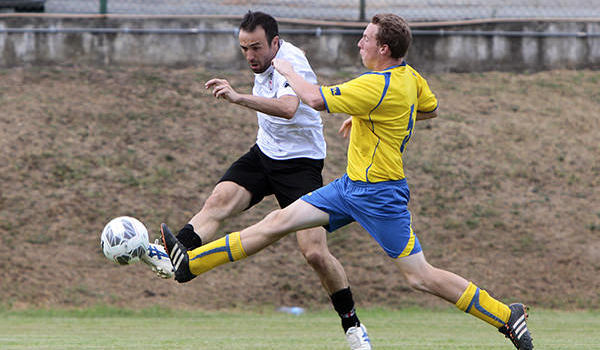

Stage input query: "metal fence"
[{"left": 30, "top": 0, "right": 600, "bottom": 22}]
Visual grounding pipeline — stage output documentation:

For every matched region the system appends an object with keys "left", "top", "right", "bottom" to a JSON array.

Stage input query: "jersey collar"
[{"left": 383, "top": 60, "right": 407, "bottom": 71}]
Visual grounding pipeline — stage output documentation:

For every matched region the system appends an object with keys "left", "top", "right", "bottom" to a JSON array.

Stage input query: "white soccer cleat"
[
  {"left": 345, "top": 324, "right": 372, "bottom": 350},
  {"left": 141, "top": 240, "right": 174, "bottom": 279}
]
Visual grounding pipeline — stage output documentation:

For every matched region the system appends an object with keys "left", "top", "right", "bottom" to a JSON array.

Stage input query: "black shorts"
[{"left": 219, "top": 144, "right": 324, "bottom": 209}]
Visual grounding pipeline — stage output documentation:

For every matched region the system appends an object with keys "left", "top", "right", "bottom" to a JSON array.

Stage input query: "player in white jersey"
[
  {"left": 253, "top": 39, "right": 326, "bottom": 160},
  {"left": 153, "top": 11, "right": 371, "bottom": 350}
]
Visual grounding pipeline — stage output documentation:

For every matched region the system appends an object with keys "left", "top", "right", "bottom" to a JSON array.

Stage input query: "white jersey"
[{"left": 253, "top": 40, "right": 326, "bottom": 160}]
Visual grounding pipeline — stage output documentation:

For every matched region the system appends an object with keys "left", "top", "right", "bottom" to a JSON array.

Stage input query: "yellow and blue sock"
[
  {"left": 187, "top": 231, "right": 247, "bottom": 276},
  {"left": 455, "top": 282, "right": 511, "bottom": 328}
]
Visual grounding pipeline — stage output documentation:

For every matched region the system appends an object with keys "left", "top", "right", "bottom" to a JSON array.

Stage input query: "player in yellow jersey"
[{"left": 161, "top": 13, "right": 533, "bottom": 350}]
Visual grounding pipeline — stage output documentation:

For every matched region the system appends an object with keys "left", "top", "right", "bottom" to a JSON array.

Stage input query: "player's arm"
[
  {"left": 233, "top": 94, "right": 299, "bottom": 119},
  {"left": 205, "top": 78, "right": 299, "bottom": 119},
  {"left": 272, "top": 58, "right": 325, "bottom": 111},
  {"left": 415, "top": 71, "right": 439, "bottom": 121},
  {"left": 339, "top": 108, "right": 438, "bottom": 139},
  {"left": 416, "top": 109, "right": 438, "bottom": 121}
]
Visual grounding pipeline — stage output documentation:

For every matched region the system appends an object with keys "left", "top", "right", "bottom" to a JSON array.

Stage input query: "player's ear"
[
  {"left": 271, "top": 35, "right": 280, "bottom": 49},
  {"left": 379, "top": 44, "right": 390, "bottom": 57}
]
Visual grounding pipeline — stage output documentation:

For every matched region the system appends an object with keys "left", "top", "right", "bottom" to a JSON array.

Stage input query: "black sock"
[
  {"left": 176, "top": 224, "right": 203, "bottom": 249},
  {"left": 330, "top": 287, "right": 360, "bottom": 332}
]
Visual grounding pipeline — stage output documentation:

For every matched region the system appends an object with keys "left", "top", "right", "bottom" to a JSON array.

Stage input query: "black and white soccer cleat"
[
  {"left": 499, "top": 303, "right": 534, "bottom": 350},
  {"left": 160, "top": 223, "right": 196, "bottom": 283}
]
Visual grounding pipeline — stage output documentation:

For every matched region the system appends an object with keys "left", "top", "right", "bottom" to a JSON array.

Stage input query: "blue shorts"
[{"left": 301, "top": 174, "right": 422, "bottom": 258}]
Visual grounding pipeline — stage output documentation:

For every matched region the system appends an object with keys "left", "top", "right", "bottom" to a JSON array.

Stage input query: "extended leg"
[
  {"left": 396, "top": 252, "right": 510, "bottom": 324},
  {"left": 396, "top": 252, "right": 533, "bottom": 349},
  {"left": 296, "top": 227, "right": 370, "bottom": 349},
  {"left": 296, "top": 227, "right": 348, "bottom": 294},
  {"left": 396, "top": 252, "right": 470, "bottom": 304},
  {"left": 162, "top": 199, "right": 330, "bottom": 281},
  {"left": 177, "top": 181, "right": 252, "bottom": 249}
]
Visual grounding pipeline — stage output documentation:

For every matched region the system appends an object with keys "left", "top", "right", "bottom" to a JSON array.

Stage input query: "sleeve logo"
[{"left": 330, "top": 87, "right": 341, "bottom": 96}]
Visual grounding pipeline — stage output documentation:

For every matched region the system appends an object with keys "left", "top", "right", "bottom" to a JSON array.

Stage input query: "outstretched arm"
[
  {"left": 272, "top": 58, "right": 325, "bottom": 111},
  {"left": 205, "top": 78, "right": 299, "bottom": 119}
]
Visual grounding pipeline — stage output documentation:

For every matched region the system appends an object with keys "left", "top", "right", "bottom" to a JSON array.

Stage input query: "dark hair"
[
  {"left": 239, "top": 11, "right": 279, "bottom": 46},
  {"left": 371, "top": 14, "right": 412, "bottom": 59}
]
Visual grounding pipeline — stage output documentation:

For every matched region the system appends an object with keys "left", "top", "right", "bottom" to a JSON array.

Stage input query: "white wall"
[{"left": 0, "top": 16, "right": 598, "bottom": 73}]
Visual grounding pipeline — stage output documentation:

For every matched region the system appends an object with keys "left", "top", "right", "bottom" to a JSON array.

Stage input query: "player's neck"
[{"left": 372, "top": 57, "right": 405, "bottom": 71}]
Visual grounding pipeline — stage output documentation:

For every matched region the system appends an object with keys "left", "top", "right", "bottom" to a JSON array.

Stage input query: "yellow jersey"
[{"left": 320, "top": 62, "right": 437, "bottom": 182}]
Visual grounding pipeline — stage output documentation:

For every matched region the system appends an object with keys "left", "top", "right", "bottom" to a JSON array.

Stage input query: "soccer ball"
[{"left": 100, "top": 216, "right": 149, "bottom": 265}]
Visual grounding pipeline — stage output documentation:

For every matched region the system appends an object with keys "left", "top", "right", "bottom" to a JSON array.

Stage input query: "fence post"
[
  {"left": 100, "top": 0, "right": 107, "bottom": 14},
  {"left": 359, "top": 0, "right": 366, "bottom": 21}
]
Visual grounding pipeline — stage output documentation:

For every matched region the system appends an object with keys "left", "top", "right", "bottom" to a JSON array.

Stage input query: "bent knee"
[
  {"left": 302, "top": 249, "right": 329, "bottom": 269},
  {"left": 404, "top": 274, "right": 430, "bottom": 293},
  {"left": 204, "top": 190, "right": 230, "bottom": 209},
  {"left": 202, "top": 189, "right": 247, "bottom": 218},
  {"left": 402, "top": 266, "right": 438, "bottom": 293}
]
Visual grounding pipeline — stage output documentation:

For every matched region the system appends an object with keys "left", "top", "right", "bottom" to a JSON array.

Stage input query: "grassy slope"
[{"left": 0, "top": 67, "right": 598, "bottom": 310}]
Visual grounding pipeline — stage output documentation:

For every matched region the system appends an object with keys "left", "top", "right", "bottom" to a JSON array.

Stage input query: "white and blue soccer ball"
[{"left": 100, "top": 216, "right": 149, "bottom": 265}]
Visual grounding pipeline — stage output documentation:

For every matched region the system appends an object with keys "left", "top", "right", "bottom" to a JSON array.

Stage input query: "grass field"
[{"left": 1, "top": 307, "right": 598, "bottom": 349}]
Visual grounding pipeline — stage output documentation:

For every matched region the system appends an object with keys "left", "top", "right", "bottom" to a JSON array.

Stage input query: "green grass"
[{"left": 0, "top": 307, "right": 598, "bottom": 349}]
